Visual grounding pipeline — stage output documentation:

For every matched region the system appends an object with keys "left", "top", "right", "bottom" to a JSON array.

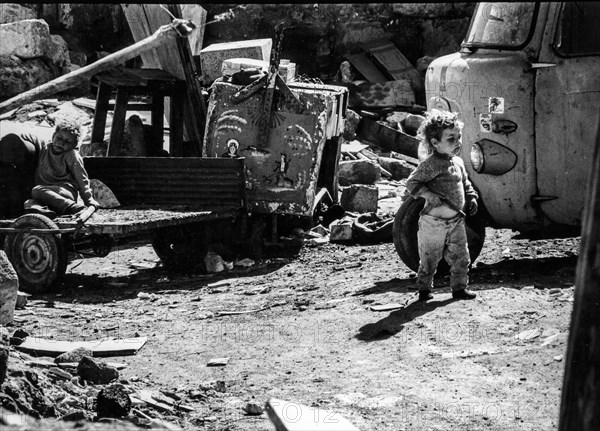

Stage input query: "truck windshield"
[{"left": 463, "top": 2, "right": 537, "bottom": 49}]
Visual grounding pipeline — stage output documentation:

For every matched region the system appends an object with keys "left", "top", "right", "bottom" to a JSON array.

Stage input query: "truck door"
[{"left": 534, "top": 2, "right": 600, "bottom": 226}]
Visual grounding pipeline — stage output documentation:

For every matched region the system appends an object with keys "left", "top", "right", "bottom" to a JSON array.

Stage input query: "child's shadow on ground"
[{"left": 356, "top": 298, "right": 453, "bottom": 342}]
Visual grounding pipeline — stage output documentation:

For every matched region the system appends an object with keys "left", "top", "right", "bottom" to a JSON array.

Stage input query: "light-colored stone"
[
  {"left": 338, "top": 159, "right": 381, "bottom": 186},
  {"left": 378, "top": 157, "right": 416, "bottom": 180},
  {"left": 329, "top": 217, "right": 354, "bottom": 242},
  {"left": 340, "top": 184, "right": 379, "bottom": 213},
  {"left": 200, "top": 38, "right": 272, "bottom": 83},
  {"left": 0, "top": 4, "right": 37, "bottom": 24},
  {"left": 55, "top": 347, "right": 94, "bottom": 364},
  {"left": 0, "top": 250, "right": 18, "bottom": 325},
  {"left": 0, "top": 19, "right": 51, "bottom": 59}
]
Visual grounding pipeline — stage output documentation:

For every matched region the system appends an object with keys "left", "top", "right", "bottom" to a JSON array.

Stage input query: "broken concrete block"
[
  {"left": 338, "top": 159, "right": 381, "bottom": 186},
  {"left": 0, "top": 19, "right": 51, "bottom": 59},
  {"left": 378, "top": 156, "right": 416, "bottom": 180},
  {"left": 97, "top": 384, "right": 131, "bottom": 418},
  {"left": 340, "top": 184, "right": 378, "bottom": 213},
  {"left": 200, "top": 38, "right": 272, "bottom": 83},
  {"left": 55, "top": 347, "right": 93, "bottom": 364},
  {"left": 0, "top": 250, "right": 18, "bottom": 325},
  {"left": 329, "top": 217, "right": 354, "bottom": 243}
]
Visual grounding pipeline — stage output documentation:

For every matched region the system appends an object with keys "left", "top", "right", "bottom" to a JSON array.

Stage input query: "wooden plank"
[
  {"left": 346, "top": 52, "right": 388, "bottom": 84},
  {"left": 121, "top": 4, "right": 207, "bottom": 143},
  {"left": 362, "top": 39, "right": 424, "bottom": 92},
  {"left": 266, "top": 398, "right": 359, "bottom": 431},
  {"left": 16, "top": 337, "right": 148, "bottom": 358},
  {"left": 558, "top": 111, "right": 600, "bottom": 430}
]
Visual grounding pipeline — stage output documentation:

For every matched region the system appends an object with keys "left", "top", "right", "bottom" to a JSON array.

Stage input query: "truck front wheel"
[{"left": 392, "top": 196, "right": 486, "bottom": 273}]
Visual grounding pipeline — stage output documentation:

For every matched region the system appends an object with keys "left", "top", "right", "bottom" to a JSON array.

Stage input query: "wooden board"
[
  {"left": 345, "top": 52, "right": 388, "bottom": 84},
  {"left": 16, "top": 336, "right": 148, "bottom": 358},
  {"left": 120, "top": 4, "right": 207, "bottom": 145}
]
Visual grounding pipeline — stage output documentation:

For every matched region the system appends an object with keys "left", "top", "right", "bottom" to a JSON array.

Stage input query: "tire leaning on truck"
[{"left": 392, "top": 195, "right": 487, "bottom": 274}]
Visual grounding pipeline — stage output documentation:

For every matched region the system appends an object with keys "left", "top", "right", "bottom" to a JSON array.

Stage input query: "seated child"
[{"left": 23, "top": 119, "right": 98, "bottom": 218}]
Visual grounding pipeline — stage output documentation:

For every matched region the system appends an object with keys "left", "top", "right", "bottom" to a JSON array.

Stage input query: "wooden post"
[
  {"left": 0, "top": 19, "right": 194, "bottom": 115},
  {"left": 558, "top": 119, "right": 600, "bottom": 430}
]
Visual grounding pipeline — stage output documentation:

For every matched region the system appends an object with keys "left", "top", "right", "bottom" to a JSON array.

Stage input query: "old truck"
[{"left": 394, "top": 1, "right": 600, "bottom": 271}]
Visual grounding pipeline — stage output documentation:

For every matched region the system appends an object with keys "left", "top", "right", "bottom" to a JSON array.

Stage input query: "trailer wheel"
[
  {"left": 4, "top": 214, "right": 67, "bottom": 293},
  {"left": 392, "top": 196, "right": 486, "bottom": 273},
  {"left": 152, "top": 224, "right": 208, "bottom": 271}
]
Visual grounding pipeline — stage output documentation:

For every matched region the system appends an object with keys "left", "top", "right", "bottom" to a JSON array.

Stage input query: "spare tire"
[{"left": 392, "top": 196, "right": 486, "bottom": 273}]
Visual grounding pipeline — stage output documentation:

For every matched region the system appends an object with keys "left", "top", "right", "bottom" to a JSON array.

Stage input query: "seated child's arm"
[{"left": 68, "top": 151, "right": 98, "bottom": 207}]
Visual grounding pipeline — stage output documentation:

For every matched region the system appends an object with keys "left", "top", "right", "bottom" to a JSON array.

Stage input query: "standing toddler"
[{"left": 405, "top": 109, "right": 479, "bottom": 301}]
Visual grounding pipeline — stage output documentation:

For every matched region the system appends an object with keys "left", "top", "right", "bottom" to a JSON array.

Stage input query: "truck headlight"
[
  {"left": 470, "top": 139, "right": 517, "bottom": 175},
  {"left": 470, "top": 142, "right": 485, "bottom": 172}
]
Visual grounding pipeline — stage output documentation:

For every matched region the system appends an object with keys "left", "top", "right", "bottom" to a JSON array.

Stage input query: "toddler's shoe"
[
  {"left": 452, "top": 289, "right": 476, "bottom": 300},
  {"left": 418, "top": 290, "right": 433, "bottom": 301}
]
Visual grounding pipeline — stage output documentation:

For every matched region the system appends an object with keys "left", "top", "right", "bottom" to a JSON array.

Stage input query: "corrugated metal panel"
[{"left": 83, "top": 157, "right": 246, "bottom": 210}]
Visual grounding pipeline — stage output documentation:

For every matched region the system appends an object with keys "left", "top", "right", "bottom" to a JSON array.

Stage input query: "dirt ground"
[{"left": 7, "top": 224, "right": 579, "bottom": 430}]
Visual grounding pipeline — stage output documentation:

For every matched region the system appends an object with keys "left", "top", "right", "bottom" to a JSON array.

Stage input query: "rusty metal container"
[{"left": 203, "top": 79, "right": 348, "bottom": 216}]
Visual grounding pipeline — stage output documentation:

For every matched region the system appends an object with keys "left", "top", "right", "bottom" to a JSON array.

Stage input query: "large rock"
[
  {"left": 0, "top": 369, "right": 55, "bottom": 418},
  {"left": 338, "top": 159, "right": 381, "bottom": 186},
  {"left": 96, "top": 384, "right": 131, "bottom": 418},
  {"left": 340, "top": 184, "right": 379, "bottom": 213},
  {"left": 0, "top": 4, "right": 37, "bottom": 24},
  {"left": 0, "top": 56, "right": 54, "bottom": 100},
  {"left": 0, "top": 250, "right": 18, "bottom": 326},
  {"left": 0, "top": 19, "right": 51, "bottom": 59},
  {"left": 378, "top": 157, "right": 416, "bottom": 180}
]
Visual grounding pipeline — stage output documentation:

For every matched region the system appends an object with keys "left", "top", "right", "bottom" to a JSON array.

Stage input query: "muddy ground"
[{"left": 6, "top": 223, "right": 578, "bottom": 430}]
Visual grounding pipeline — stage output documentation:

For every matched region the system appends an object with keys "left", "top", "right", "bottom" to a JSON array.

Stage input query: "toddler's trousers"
[{"left": 416, "top": 214, "right": 470, "bottom": 292}]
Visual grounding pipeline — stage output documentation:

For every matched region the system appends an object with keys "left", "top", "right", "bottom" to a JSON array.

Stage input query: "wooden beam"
[
  {"left": 0, "top": 19, "right": 194, "bottom": 115},
  {"left": 558, "top": 114, "right": 600, "bottom": 430}
]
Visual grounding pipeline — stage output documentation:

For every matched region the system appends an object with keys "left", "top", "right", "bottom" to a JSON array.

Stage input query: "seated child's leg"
[
  {"left": 416, "top": 215, "right": 447, "bottom": 291},
  {"left": 444, "top": 218, "right": 471, "bottom": 291},
  {"left": 32, "top": 185, "right": 79, "bottom": 215}
]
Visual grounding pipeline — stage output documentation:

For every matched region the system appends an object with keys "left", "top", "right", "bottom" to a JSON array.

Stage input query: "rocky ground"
[
  {"left": 1, "top": 104, "right": 580, "bottom": 430},
  {"left": 1, "top": 219, "right": 579, "bottom": 430}
]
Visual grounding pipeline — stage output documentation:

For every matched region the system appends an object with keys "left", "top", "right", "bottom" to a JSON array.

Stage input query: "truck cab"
[
  {"left": 394, "top": 2, "right": 600, "bottom": 272},
  {"left": 426, "top": 2, "right": 600, "bottom": 235}
]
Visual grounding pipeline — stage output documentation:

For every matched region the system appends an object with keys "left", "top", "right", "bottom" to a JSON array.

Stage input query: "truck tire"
[
  {"left": 4, "top": 214, "right": 67, "bottom": 293},
  {"left": 152, "top": 224, "right": 208, "bottom": 272},
  {"left": 393, "top": 196, "right": 486, "bottom": 273}
]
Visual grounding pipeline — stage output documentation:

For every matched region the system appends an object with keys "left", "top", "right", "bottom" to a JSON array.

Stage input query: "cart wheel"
[
  {"left": 392, "top": 196, "right": 486, "bottom": 274},
  {"left": 152, "top": 224, "right": 208, "bottom": 271},
  {"left": 4, "top": 213, "right": 67, "bottom": 293}
]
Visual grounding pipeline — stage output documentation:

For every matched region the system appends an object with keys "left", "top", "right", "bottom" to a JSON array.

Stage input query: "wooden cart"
[{"left": 0, "top": 157, "right": 248, "bottom": 293}]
